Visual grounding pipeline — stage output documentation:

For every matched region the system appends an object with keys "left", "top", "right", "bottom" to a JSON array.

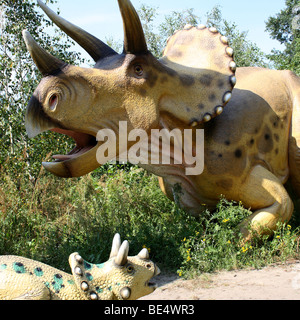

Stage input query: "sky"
[{"left": 42, "top": 0, "right": 287, "bottom": 62}]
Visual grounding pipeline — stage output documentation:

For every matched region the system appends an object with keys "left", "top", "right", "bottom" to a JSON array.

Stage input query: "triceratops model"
[
  {"left": 0, "top": 234, "right": 159, "bottom": 300},
  {"left": 23, "top": 0, "right": 300, "bottom": 239}
]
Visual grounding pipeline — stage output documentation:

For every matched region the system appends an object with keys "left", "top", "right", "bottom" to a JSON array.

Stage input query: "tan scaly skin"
[
  {"left": 0, "top": 234, "right": 160, "bottom": 300},
  {"left": 23, "top": 0, "right": 300, "bottom": 240}
]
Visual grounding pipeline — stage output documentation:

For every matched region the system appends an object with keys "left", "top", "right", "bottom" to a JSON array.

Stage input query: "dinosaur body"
[
  {"left": 0, "top": 234, "right": 159, "bottom": 300},
  {"left": 22, "top": 0, "right": 300, "bottom": 239},
  {"left": 157, "top": 67, "right": 299, "bottom": 237}
]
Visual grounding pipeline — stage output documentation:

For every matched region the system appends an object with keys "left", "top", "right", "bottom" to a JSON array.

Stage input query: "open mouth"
[
  {"left": 50, "top": 128, "right": 98, "bottom": 162},
  {"left": 37, "top": 127, "right": 102, "bottom": 178},
  {"left": 145, "top": 264, "right": 160, "bottom": 290},
  {"left": 24, "top": 95, "right": 102, "bottom": 177}
]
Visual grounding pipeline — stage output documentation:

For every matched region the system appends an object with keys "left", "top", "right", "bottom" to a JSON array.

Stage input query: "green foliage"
[
  {"left": 206, "top": 6, "right": 269, "bottom": 68},
  {"left": 178, "top": 198, "right": 300, "bottom": 278},
  {"left": 266, "top": 0, "right": 300, "bottom": 75},
  {"left": 1, "top": 167, "right": 299, "bottom": 274},
  {"left": 0, "top": 165, "right": 200, "bottom": 271},
  {"left": 138, "top": 4, "right": 269, "bottom": 67}
]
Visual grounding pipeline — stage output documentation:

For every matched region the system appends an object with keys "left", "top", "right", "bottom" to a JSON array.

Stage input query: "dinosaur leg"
[{"left": 238, "top": 165, "right": 294, "bottom": 240}]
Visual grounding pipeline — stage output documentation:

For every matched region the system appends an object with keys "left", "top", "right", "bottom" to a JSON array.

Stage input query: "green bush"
[
  {"left": 0, "top": 164, "right": 299, "bottom": 275},
  {"left": 178, "top": 198, "right": 300, "bottom": 278}
]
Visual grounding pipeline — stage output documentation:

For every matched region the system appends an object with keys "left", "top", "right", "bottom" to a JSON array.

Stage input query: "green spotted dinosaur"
[
  {"left": 22, "top": 0, "right": 300, "bottom": 240},
  {"left": 0, "top": 234, "right": 160, "bottom": 300}
]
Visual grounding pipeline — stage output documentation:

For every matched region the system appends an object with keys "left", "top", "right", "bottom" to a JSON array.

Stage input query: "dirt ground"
[{"left": 140, "top": 260, "right": 300, "bottom": 300}]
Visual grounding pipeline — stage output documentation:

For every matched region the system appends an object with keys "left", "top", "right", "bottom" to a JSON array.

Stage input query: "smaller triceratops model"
[{"left": 0, "top": 234, "right": 160, "bottom": 300}]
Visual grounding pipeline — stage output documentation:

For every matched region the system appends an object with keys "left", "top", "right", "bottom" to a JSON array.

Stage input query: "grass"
[
  {"left": 178, "top": 199, "right": 300, "bottom": 277},
  {"left": 0, "top": 162, "right": 300, "bottom": 277}
]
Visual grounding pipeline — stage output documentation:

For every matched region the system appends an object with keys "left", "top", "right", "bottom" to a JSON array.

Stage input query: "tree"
[
  {"left": 0, "top": 0, "right": 84, "bottom": 178},
  {"left": 138, "top": 5, "right": 201, "bottom": 58},
  {"left": 265, "top": 0, "right": 300, "bottom": 75},
  {"left": 138, "top": 4, "right": 269, "bottom": 68},
  {"left": 205, "top": 6, "right": 269, "bottom": 68}
]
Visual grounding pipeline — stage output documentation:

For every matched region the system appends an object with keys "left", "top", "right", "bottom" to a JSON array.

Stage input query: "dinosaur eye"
[
  {"left": 127, "top": 265, "right": 134, "bottom": 274},
  {"left": 48, "top": 94, "right": 58, "bottom": 111},
  {"left": 134, "top": 65, "right": 143, "bottom": 77}
]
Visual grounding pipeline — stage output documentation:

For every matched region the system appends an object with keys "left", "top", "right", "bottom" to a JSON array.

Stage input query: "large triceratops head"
[{"left": 24, "top": 0, "right": 236, "bottom": 178}]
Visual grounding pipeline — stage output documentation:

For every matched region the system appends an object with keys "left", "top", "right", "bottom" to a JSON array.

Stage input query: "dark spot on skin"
[
  {"left": 186, "top": 107, "right": 190, "bottom": 112},
  {"left": 146, "top": 70, "right": 158, "bottom": 87},
  {"left": 218, "top": 154, "right": 223, "bottom": 158},
  {"left": 225, "top": 140, "right": 231, "bottom": 146},
  {"left": 199, "top": 74, "right": 213, "bottom": 86},
  {"left": 274, "top": 134, "right": 279, "bottom": 142},
  {"left": 34, "top": 267, "right": 44, "bottom": 277},
  {"left": 258, "top": 126, "right": 273, "bottom": 153},
  {"left": 179, "top": 74, "right": 195, "bottom": 86},
  {"left": 13, "top": 262, "right": 25, "bottom": 274},
  {"left": 198, "top": 103, "right": 205, "bottom": 110},
  {"left": 84, "top": 261, "right": 92, "bottom": 270},
  {"left": 209, "top": 93, "right": 216, "bottom": 102},
  {"left": 86, "top": 272, "right": 93, "bottom": 281},
  {"left": 275, "top": 148, "right": 279, "bottom": 155},
  {"left": 205, "top": 148, "right": 246, "bottom": 177},
  {"left": 270, "top": 115, "right": 280, "bottom": 128},
  {"left": 235, "top": 149, "right": 242, "bottom": 158},
  {"left": 54, "top": 274, "right": 63, "bottom": 279},
  {"left": 247, "top": 138, "right": 255, "bottom": 147},
  {"left": 157, "top": 60, "right": 178, "bottom": 77},
  {"left": 138, "top": 88, "right": 147, "bottom": 96},
  {"left": 217, "top": 79, "right": 225, "bottom": 88},
  {"left": 216, "top": 178, "right": 233, "bottom": 190}
]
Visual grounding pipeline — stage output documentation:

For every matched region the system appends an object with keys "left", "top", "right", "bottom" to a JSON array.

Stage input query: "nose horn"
[{"left": 138, "top": 248, "right": 150, "bottom": 260}]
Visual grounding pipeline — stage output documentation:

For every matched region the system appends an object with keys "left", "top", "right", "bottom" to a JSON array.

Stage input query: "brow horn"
[
  {"left": 118, "top": 0, "right": 148, "bottom": 54},
  {"left": 109, "top": 233, "right": 122, "bottom": 259},
  {"left": 37, "top": 0, "right": 117, "bottom": 62},
  {"left": 115, "top": 240, "right": 129, "bottom": 266},
  {"left": 22, "top": 30, "right": 67, "bottom": 75}
]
